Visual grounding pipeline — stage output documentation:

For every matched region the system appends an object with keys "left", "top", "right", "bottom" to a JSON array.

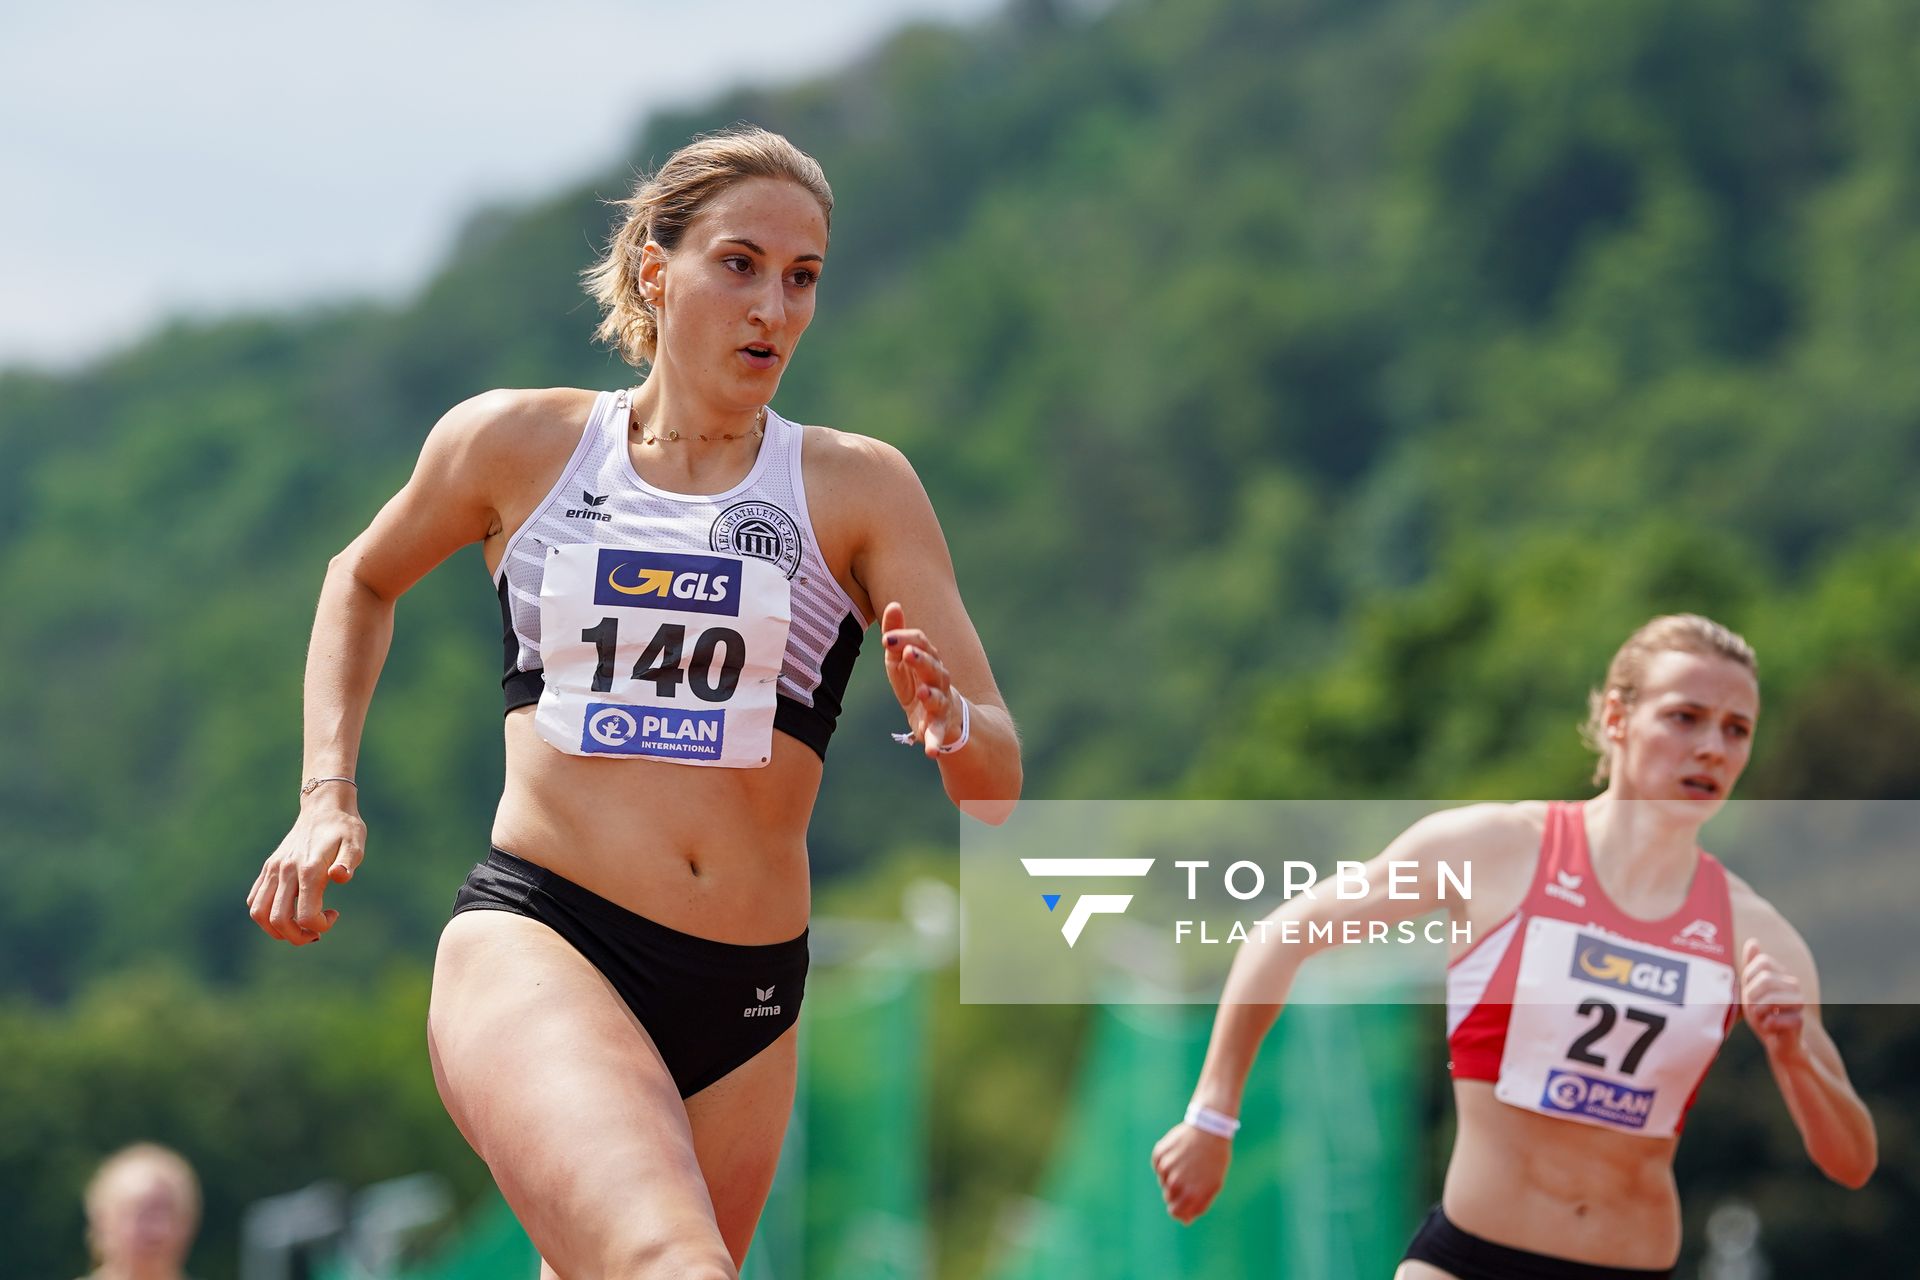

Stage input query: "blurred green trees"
[{"left": 2, "top": 0, "right": 1916, "bottom": 1274}]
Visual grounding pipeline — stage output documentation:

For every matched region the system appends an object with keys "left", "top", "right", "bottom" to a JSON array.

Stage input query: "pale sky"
[{"left": 0, "top": 0, "right": 1004, "bottom": 371}]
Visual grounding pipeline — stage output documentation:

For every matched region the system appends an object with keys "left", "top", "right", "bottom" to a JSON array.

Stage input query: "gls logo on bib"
[
  {"left": 593, "top": 550, "right": 743, "bottom": 616},
  {"left": 1570, "top": 934, "right": 1688, "bottom": 1005}
]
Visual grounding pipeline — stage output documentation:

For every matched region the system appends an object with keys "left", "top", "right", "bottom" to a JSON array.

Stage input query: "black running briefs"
[
  {"left": 452, "top": 846, "right": 808, "bottom": 1098},
  {"left": 1402, "top": 1204, "right": 1676, "bottom": 1279}
]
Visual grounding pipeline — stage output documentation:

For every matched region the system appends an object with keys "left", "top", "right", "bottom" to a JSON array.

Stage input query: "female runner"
[
  {"left": 1153, "top": 614, "right": 1873, "bottom": 1278},
  {"left": 248, "top": 126, "right": 1021, "bottom": 1279}
]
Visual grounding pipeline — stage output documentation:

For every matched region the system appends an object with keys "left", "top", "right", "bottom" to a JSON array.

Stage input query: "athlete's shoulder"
[
  {"left": 428, "top": 386, "right": 599, "bottom": 465},
  {"left": 799, "top": 423, "right": 913, "bottom": 477},
  {"left": 1725, "top": 868, "right": 1792, "bottom": 939},
  {"left": 797, "top": 424, "right": 931, "bottom": 516},
  {"left": 1402, "top": 801, "right": 1546, "bottom": 861},
  {"left": 405, "top": 387, "right": 599, "bottom": 516},
  {"left": 1725, "top": 869, "right": 1820, "bottom": 989}
]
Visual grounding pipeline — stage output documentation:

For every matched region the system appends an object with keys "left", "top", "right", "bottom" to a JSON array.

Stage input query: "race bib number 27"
[{"left": 1495, "top": 917, "right": 1734, "bottom": 1138}]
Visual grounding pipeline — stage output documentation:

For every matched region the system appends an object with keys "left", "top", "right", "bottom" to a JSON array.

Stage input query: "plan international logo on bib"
[
  {"left": 583, "top": 703, "right": 725, "bottom": 761},
  {"left": 1540, "top": 1068, "right": 1655, "bottom": 1129},
  {"left": 594, "top": 550, "right": 743, "bottom": 616}
]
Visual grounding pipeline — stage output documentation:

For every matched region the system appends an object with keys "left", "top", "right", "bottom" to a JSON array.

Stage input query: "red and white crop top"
[{"left": 1446, "top": 802, "right": 1738, "bottom": 1138}]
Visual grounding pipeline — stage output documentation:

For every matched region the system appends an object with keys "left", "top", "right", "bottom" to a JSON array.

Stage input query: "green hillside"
[{"left": 3, "top": 0, "right": 1916, "bottom": 1275}]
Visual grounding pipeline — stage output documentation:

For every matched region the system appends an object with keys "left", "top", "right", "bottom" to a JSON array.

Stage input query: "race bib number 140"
[{"left": 534, "top": 545, "right": 792, "bottom": 768}]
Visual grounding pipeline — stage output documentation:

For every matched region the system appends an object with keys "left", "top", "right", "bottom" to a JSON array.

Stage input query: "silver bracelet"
[
  {"left": 1184, "top": 1102, "right": 1241, "bottom": 1140},
  {"left": 300, "top": 775, "right": 357, "bottom": 797}
]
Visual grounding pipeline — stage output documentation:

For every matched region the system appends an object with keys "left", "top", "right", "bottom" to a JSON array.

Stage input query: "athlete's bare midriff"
[
  {"left": 491, "top": 709, "right": 820, "bottom": 943},
  {"left": 1444, "top": 1081, "right": 1683, "bottom": 1268},
  {"left": 474, "top": 387, "right": 872, "bottom": 945}
]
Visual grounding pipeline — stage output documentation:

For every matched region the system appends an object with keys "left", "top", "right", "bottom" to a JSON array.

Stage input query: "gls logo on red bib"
[
  {"left": 1569, "top": 934, "right": 1689, "bottom": 1005},
  {"left": 593, "top": 550, "right": 742, "bottom": 616}
]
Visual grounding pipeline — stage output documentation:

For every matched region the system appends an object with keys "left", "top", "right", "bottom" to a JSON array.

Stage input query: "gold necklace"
[{"left": 632, "top": 403, "right": 767, "bottom": 445}]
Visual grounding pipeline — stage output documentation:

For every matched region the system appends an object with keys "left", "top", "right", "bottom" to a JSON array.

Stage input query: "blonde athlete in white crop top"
[
  {"left": 246, "top": 128, "right": 1021, "bottom": 1280},
  {"left": 1153, "top": 615, "right": 1875, "bottom": 1278}
]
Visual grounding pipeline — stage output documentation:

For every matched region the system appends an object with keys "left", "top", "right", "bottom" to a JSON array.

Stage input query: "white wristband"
[
  {"left": 935, "top": 690, "right": 971, "bottom": 755},
  {"left": 892, "top": 690, "right": 971, "bottom": 755},
  {"left": 1184, "top": 1103, "right": 1240, "bottom": 1140}
]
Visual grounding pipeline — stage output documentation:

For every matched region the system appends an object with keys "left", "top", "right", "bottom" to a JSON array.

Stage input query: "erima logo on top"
[
  {"left": 1021, "top": 858, "right": 1156, "bottom": 947},
  {"left": 744, "top": 985, "right": 781, "bottom": 1018},
  {"left": 594, "top": 550, "right": 742, "bottom": 615},
  {"left": 1572, "top": 934, "right": 1688, "bottom": 1005},
  {"left": 1545, "top": 870, "right": 1586, "bottom": 908},
  {"left": 566, "top": 491, "right": 612, "bottom": 522}
]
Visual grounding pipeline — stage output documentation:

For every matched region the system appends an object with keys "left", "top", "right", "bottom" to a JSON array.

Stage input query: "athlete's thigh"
[
  {"left": 1394, "top": 1264, "right": 1458, "bottom": 1279},
  {"left": 428, "top": 910, "right": 734, "bottom": 1279},
  {"left": 684, "top": 1022, "right": 800, "bottom": 1266}
]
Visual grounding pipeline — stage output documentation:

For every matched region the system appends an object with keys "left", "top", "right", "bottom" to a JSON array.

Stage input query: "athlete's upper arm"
[
  {"left": 842, "top": 434, "right": 1007, "bottom": 710},
  {"left": 337, "top": 389, "right": 551, "bottom": 602}
]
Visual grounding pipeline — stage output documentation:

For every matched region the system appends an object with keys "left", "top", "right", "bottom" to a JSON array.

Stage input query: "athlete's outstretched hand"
[
  {"left": 1152, "top": 1120, "right": 1232, "bottom": 1224},
  {"left": 882, "top": 600, "right": 964, "bottom": 759},
  {"left": 247, "top": 793, "right": 365, "bottom": 946},
  {"left": 1741, "top": 937, "right": 1805, "bottom": 1059}
]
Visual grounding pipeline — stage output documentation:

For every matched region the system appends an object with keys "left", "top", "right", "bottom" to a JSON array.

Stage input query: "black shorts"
[
  {"left": 1402, "top": 1204, "right": 1675, "bottom": 1279},
  {"left": 452, "top": 846, "right": 808, "bottom": 1098}
]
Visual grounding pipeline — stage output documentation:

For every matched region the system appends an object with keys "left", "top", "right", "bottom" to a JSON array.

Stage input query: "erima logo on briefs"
[
  {"left": 744, "top": 985, "right": 781, "bottom": 1018},
  {"left": 582, "top": 704, "right": 725, "bottom": 761},
  {"left": 1541, "top": 1069, "right": 1654, "bottom": 1129},
  {"left": 565, "top": 491, "right": 612, "bottom": 522},
  {"left": 1571, "top": 934, "right": 1687, "bottom": 1005},
  {"left": 1021, "top": 858, "right": 1156, "bottom": 947},
  {"left": 593, "top": 549, "right": 743, "bottom": 615}
]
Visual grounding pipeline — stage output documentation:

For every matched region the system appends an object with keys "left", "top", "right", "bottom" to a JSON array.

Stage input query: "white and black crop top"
[{"left": 494, "top": 389, "right": 867, "bottom": 764}]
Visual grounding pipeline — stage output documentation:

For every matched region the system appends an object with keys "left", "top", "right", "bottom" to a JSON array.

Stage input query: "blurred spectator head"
[{"left": 84, "top": 1143, "right": 200, "bottom": 1277}]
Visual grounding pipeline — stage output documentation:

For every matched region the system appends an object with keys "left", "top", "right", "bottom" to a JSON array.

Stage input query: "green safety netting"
[
  {"left": 747, "top": 951, "right": 929, "bottom": 1280},
  {"left": 986, "top": 986, "right": 1423, "bottom": 1280}
]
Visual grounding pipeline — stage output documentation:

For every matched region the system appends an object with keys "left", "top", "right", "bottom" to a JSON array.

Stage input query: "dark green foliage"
[
  {"left": 3, "top": 0, "right": 1917, "bottom": 1274},
  {"left": 0, "top": 970, "right": 488, "bottom": 1280}
]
